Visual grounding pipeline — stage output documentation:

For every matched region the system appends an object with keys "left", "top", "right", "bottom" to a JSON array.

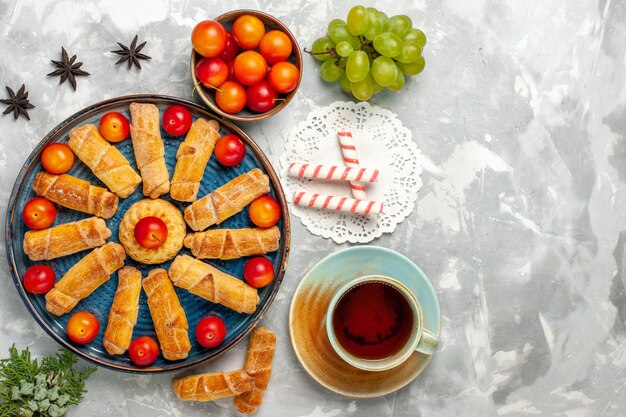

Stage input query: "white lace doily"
[{"left": 279, "top": 101, "right": 422, "bottom": 243}]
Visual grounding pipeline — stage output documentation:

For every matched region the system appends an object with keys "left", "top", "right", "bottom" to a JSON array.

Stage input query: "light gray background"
[{"left": 1, "top": 0, "right": 625, "bottom": 416}]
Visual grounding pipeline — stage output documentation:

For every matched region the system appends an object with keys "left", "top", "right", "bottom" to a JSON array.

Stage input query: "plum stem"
[{"left": 192, "top": 81, "right": 223, "bottom": 95}]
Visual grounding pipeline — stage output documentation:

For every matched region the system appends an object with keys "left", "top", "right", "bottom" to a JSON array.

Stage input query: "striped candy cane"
[
  {"left": 337, "top": 131, "right": 367, "bottom": 200},
  {"left": 287, "top": 163, "right": 379, "bottom": 183},
  {"left": 293, "top": 191, "right": 383, "bottom": 216}
]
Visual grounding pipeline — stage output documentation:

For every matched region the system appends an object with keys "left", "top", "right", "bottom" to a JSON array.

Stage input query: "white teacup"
[{"left": 325, "top": 275, "right": 439, "bottom": 372}]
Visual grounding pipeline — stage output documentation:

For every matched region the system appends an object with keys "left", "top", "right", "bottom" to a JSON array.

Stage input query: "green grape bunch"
[{"left": 305, "top": 6, "right": 427, "bottom": 101}]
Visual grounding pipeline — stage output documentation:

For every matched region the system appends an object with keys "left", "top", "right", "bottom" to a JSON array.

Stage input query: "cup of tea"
[{"left": 325, "top": 275, "right": 439, "bottom": 372}]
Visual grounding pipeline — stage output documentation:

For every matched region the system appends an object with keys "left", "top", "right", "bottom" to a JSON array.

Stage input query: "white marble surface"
[{"left": 1, "top": 0, "right": 625, "bottom": 416}]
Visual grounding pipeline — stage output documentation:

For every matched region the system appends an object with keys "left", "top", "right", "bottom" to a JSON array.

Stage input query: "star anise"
[
  {"left": 47, "top": 47, "right": 90, "bottom": 91},
  {"left": 0, "top": 84, "right": 35, "bottom": 121},
  {"left": 111, "top": 35, "right": 151, "bottom": 70}
]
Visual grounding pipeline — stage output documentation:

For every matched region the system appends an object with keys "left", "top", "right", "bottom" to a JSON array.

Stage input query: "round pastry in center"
[{"left": 119, "top": 199, "right": 186, "bottom": 264}]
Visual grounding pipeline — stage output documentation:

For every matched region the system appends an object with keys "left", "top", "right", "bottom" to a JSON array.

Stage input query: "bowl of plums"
[{"left": 190, "top": 10, "right": 303, "bottom": 121}]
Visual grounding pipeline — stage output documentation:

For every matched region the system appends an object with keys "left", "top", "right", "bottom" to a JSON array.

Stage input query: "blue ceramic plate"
[
  {"left": 5, "top": 94, "right": 290, "bottom": 373},
  {"left": 289, "top": 246, "right": 440, "bottom": 398}
]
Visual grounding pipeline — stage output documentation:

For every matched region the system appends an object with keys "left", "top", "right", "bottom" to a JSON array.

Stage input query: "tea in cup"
[{"left": 326, "top": 275, "right": 439, "bottom": 372}]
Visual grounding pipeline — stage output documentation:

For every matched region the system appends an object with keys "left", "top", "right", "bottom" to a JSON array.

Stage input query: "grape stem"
[
  {"left": 353, "top": 35, "right": 380, "bottom": 60},
  {"left": 304, "top": 47, "right": 338, "bottom": 58},
  {"left": 367, "top": 51, "right": 380, "bottom": 61},
  {"left": 306, "top": 38, "right": 380, "bottom": 62}
]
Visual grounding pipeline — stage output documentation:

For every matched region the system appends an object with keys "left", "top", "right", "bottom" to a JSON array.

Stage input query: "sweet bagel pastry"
[
  {"left": 172, "top": 370, "right": 253, "bottom": 402},
  {"left": 68, "top": 124, "right": 141, "bottom": 198},
  {"left": 184, "top": 168, "right": 270, "bottom": 231},
  {"left": 169, "top": 255, "right": 259, "bottom": 314},
  {"left": 33, "top": 172, "right": 119, "bottom": 219},
  {"left": 23, "top": 217, "right": 111, "bottom": 261},
  {"left": 118, "top": 199, "right": 185, "bottom": 264},
  {"left": 170, "top": 118, "right": 220, "bottom": 202},
  {"left": 129, "top": 102, "right": 170, "bottom": 199},
  {"left": 183, "top": 226, "right": 280, "bottom": 260},
  {"left": 143, "top": 268, "right": 191, "bottom": 361},
  {"left": 233, "top": 326, "right": 276, "bottom": 414},
  {"left": 45, "top": 242, "right": 126, "bottom": 316},
  {"left": 103, "top": 266, "right": 142, "bottom": 355}
]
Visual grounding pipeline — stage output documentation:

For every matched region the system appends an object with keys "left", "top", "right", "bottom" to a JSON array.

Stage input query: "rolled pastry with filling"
[
  {"left": 169, "top": 255, "right": 259, "bottom": 314},
  {"left": 170, "top": 118, "right": 219, "bottom": 202},
  {"left": 45, "top": 242, "right": 126, "bottom": 315},
  {"left": 184, "top": 168, "right": 270, "bottom": 231},
  {"left": 68, "top": 124, "right": 141, "bottom": 198},
  {"left": 129, "top": 102, "right": 170, "bottom": 198}
]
